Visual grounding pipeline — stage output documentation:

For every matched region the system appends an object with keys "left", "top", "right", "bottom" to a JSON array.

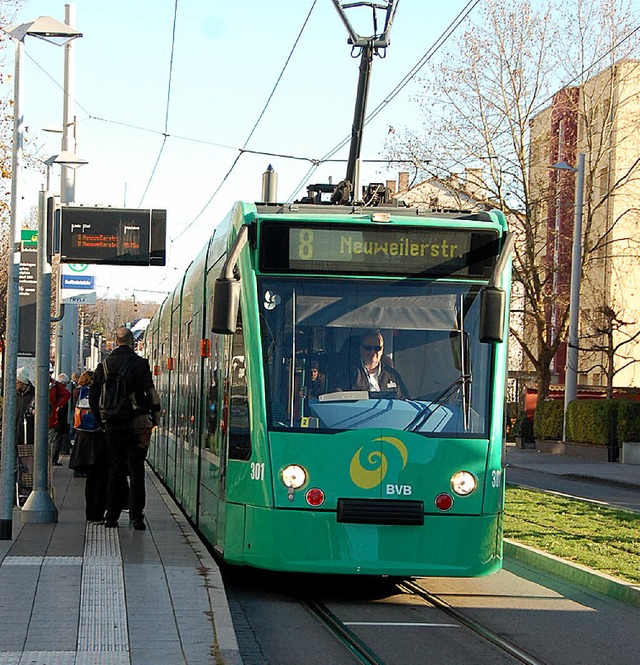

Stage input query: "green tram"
[{"left": 145, "top": 200, "right": 513, "bottom": 576}]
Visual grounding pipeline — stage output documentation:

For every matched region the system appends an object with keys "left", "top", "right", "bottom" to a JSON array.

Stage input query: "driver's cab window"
[{"left": 259, "top": 278, "right": 491, "bottom": 437}]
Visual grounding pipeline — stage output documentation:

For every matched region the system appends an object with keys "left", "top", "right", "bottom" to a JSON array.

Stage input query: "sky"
[{"left": 5, "top": 0, "right": 480, "bottom": 303}]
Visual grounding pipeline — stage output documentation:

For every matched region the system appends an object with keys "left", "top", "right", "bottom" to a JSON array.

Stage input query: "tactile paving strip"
[
  {"left": 77, "top": 522, "right": 129, "bottom": 653},
  {"left": 1, "top": 523, "right": 131, "bottom": 662}
]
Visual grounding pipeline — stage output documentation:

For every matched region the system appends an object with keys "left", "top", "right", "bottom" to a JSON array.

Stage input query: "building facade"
[{"left": 529, "top": 60, "right": 640, "bottom": 389}]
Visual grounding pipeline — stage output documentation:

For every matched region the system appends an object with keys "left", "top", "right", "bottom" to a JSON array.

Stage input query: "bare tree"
[
  {"left": 0, "top": 3, "right": 38, "bottom": 350},
  {"left": 84, "top": 298, "right": 159, "bottom": 341},
  {"left": 385, "top": 0, "right": 640, "bottom": 399},
  {"left": 580, "top": 305, "right": 640, "bottom": 398}
]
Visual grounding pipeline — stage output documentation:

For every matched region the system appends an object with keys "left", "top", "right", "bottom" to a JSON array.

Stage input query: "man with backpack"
[{"left": 89, "top": 327, "right": 161, "bottom": 530}]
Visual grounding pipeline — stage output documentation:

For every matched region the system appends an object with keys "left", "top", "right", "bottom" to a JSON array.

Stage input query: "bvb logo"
[{"left": 349, "top": 437, "right": 408, "bottom": 489}]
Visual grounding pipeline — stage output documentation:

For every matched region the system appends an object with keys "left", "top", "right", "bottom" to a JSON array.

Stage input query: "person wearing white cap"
[{"left": 16, "top": 367, "right": 36, "bottom": 447}]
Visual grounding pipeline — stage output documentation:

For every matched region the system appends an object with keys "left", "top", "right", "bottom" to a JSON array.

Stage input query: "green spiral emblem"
[{"left": 349, "top": 436, "right": 409, "bottom": 489}]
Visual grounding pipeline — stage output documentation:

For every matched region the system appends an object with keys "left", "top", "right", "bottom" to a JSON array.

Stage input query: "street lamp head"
[
  {"left": 8, "top": 16, "right": 82, "bottom": 44},
  {"left": 551, "top": 161, "right": 578, "bottom": 173},
  {"left": 53, "top": 150, "right": 88, "bottom": 169}
]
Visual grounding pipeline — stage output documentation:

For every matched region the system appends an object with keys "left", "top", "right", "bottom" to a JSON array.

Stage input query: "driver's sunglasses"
[{"left": 361, "top": 344, "right": 382, "bottom": 352}]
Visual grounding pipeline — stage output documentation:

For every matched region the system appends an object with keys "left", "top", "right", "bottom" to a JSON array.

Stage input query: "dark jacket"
[
  {"left": 336, "top": 361, "right": 408, "bottom": 399},
  {"left": 16, "top": 381, "right": 36, "bottom": 447},
  {"left": 89, "top": 345, "right": 161, "bottom": 430}
]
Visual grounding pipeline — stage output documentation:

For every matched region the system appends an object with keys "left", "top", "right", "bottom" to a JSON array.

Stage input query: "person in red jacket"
[{"left": 49, "top": 369, "right": 71, "bottom": 466}]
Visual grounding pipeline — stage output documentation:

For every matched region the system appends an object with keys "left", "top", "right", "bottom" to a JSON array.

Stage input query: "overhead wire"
[
  {"left": 137, "top": 0, "right": 180, "bottom": 207},
  {"left": 170, "top": 0, "right": 319, "bottom": 243}
]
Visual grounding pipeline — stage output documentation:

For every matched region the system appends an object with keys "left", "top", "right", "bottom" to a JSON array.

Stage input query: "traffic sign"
[{"left": 61, "top": 274, "right": 96, "bottom": 290}]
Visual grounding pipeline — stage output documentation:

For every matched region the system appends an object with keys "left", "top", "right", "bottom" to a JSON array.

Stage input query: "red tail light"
[
  {"left": 435, "top": 493, "right": 453, "bottom": 511},
  {"left": 306, "top": 488, "right": 325, "bottom": 507}
]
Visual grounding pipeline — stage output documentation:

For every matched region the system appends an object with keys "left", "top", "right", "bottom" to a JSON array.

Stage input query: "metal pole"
[
  {"left": 56, "top": 4, "right": 78, "bottom": 380},
  {"left": 60, "top": 4, "right": 76, "bottom": 205},
  {"left": 0, "top": 38, "right": 25, "bottom": 540},
  {"left": 22, "top": 191, "right": 58, "bottom": 523},
  {"left": 563, "top": 153, "right": 585, "bottom": 441},
  {"left": 345, "top": 43, "right": 373, "bottom": 192}
]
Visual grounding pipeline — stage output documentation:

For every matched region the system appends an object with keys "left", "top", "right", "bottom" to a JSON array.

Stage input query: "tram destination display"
[
  {"left": 260, "top": 221, "right": 499, "bottom": 277},
  {"left": 59, "top": 206, "right": 166, "bottom": 266}
]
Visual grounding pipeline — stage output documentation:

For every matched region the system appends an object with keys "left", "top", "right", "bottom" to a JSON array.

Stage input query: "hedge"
[
  {"left": 533, "top": 400, "right": 564, "bottom": 440},
  {"left": 545, "top": 399, "right": 640, "bottom": 445},
  {"left": 616, "top": 401, "right": 640, "bottom": 444}
]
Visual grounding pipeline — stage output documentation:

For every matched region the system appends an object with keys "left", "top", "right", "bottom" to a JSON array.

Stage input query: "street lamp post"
[
  {"left": 22, "top": 150, "right": 86, "bottom": 524},
  {"left": 57, "top": 4, "right": 82, "bottom": 381},
  {"left": 0, "top": 16, "right": 82, "bottom": 540},
  {"left": 552, "top": 154, "right": 586, "bottom": 441}
]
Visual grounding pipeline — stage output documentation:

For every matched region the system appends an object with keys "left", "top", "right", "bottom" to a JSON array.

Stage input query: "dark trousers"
[
  {"left": 49, "top": 428, "right": 62, "bottom": 463},
  {"left": 84, "top": 464, "right": 109, "bottom": 522},
  {"left": 105, "top": 428, "right": 148, "bottom": 523}
]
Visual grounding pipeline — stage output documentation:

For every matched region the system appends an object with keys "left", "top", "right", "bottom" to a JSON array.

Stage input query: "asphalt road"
[{"left": 506, "top": 465, "right": 640, "bottom": 512}]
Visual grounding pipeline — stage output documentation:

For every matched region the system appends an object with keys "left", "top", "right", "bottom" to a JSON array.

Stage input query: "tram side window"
[
  {"left": 228, "top": 315, "right": 251, "bottom": 461},
  {"left": 205, "top": 335, "right": 220, "bottom": 453}
]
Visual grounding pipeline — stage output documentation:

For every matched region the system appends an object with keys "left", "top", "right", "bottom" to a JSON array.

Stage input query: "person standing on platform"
[
  {"left": 16, "top": 367, "right": 36, "bottom": 447},
  {"left": 56, "top": 373, "right": 72, "bottom": 456},
  {"left": 69, "top": 371, "right": 81, "bottom": 446},
  {"left": 89, "top": 327, "right": 161, "bottom": 530},
  {"left": 49, "top": 370, "right": 71, "bottom": 466},
  {"left": 69, "top": 371, "right": 109, "bottom": 523}
]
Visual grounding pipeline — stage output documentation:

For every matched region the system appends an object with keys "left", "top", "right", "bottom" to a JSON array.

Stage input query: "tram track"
[
  {"left": 304, "top": 581, "right": 551, "bottom": 665},
  {"left": 396, "top": 580, "right": 547, "bottom": 665},
  {"left": 304, "top": 600, "right": 385, "bottom": 664}
]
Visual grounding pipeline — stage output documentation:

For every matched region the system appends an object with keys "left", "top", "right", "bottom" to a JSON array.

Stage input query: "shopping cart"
[{"left": 16, "top": 444, "right": 34, "bottom": 507}]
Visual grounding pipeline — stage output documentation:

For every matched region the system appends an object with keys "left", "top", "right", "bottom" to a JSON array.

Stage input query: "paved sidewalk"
[
  {"left": 506, "top": 445, "right": 640, "bottom": 489},
  {"left": 0, "top": 460, "right": 241, "bottom": 665}
]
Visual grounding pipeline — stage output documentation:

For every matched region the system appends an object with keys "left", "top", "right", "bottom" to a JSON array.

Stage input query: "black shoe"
[
  {"left": 131, "top": 520, "right": 146, "bottom": 530},
  {"left": 104, "top": 520, "right": 118, "bottom": 528},
  {"left": 52, "top": 461, "right": 63, "bottom": 466}
]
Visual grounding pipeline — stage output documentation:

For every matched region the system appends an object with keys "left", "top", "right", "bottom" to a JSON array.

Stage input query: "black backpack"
[{"left": 99, "top": 355, "right": 137, "bottom": 424}]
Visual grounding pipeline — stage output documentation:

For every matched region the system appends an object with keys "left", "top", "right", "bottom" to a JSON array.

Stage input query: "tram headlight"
[
  {"left": 281, "top": 465, "right": 307, "bottom": 489},
  {"left": 450, "top": 471, "right": 477, "bottom": 496}
]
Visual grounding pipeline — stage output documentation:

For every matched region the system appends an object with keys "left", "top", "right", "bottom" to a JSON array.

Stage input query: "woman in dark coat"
[{"left": 69, "top": 371, "right": 109, "bottom": 523}]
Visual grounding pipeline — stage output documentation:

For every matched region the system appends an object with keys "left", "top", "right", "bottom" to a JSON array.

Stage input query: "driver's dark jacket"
[{"left": 336, "top": 361, "right": 408, "bottom": 399}]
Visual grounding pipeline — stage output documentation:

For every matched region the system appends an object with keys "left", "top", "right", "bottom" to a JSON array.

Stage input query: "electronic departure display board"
[
  {"left": 59, "top": 206, "right": 166, "bottom": 266},
  {"left": 259, "top": 221, "right": 500, "bottom": 278}
]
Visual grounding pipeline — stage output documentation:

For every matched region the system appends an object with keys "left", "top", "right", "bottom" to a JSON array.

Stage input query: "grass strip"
[{"left": 504, "top": 486, "right": 640, "bottom": 585}]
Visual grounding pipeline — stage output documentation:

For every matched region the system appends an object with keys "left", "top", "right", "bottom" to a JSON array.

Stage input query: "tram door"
[{"left": 217, "top": 314, "right": 251, "bottom": 553}]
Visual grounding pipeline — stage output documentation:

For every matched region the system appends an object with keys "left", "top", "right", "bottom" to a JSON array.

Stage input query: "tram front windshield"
[{"left": 258, "top": 277, "right": 493, "bottom": 438}]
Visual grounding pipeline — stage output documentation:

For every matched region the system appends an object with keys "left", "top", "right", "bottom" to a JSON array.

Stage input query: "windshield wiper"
[{"left": 404, "top": 379, "right": 461, "bottom": 432}]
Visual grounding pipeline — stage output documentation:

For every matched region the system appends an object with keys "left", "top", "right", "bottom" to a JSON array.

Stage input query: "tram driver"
[{"left": 334, "top": 329, "right": 408, "bottom": 399}]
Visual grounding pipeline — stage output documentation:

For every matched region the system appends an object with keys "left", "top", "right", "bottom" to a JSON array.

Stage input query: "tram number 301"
[
  {"left": 250, "top": 462, "right": 265, "bottom": 481},
  {"left": 491, "top": 469, "right": 502, "bottom": 488}
]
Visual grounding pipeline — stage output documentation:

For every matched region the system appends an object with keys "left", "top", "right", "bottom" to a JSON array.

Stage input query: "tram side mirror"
[
  {"left": 479, "top": 286, "right": 506, "bottom": 344},
  {"left": 212, "top": 278, "right": 241, "bottom": 334}
]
